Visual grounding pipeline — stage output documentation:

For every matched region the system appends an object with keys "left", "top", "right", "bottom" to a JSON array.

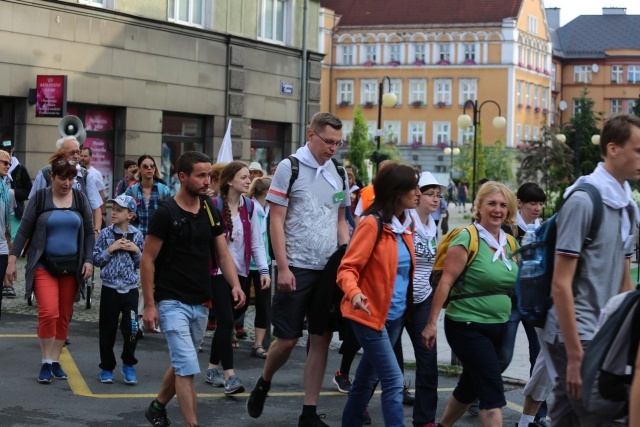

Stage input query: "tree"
[
  {"left": 633, "top": 93, "right": 640, "bottom": 117},
  {"left": 563, "top": 87, "right": 603, "bottom": 177},
  {"left": 345, "top": 106, "right": 372, "bottom": 184},
  {"left": 454, "top": 122, "right": 486, "bottom": 186},
  {"left": 484, "top": 140, "right": 513, "bottom": 184}
]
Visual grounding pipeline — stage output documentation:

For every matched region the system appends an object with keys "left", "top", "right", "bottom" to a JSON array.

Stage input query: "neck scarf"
[
  {"left": 384, "top": 210, "right": 413, "bottom": 234},
  {"left": 293, "top": 143, "right": 339, "bottom": 190},
  {"left": 564, "top": 162, "right": 640, "bottom": 239},
  {"left": 517, "top": 211, "right": 541, "bottom": 232},
  {"left": 474, "top": 222, "right": 512, "bottom": 270},
  {"left": 410, "top": 209, "right": 437, "bottom": 256},
  {"left": 252, "top": 198, "right": 269, "bottom": 234},
  {"left": 0, "top": 179, "right": 11, "bottom": 235},
  {"left": 5, "top": 156, "right": 17, "bottom": 183}
]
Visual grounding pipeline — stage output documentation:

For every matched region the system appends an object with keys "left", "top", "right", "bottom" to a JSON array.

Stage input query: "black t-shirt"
[{"left": 148, "top": 198, "right": 223, "bottom": 305}]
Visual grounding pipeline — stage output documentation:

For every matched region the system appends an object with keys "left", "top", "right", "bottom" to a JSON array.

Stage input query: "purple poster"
[
  {"left": 36, "top": 75, "right": 67, "bottom": 118},
  {"left": 82, "top": 137, "right": 114, "bottom": 199}
]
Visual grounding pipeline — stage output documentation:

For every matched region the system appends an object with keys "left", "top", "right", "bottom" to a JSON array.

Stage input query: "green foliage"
[
  {"left": 633, "top": 93, "right": 640, "bottom": 118},
  {"left": 454, "top": 121, "right": 486, "bottom": 186},
  {"left": 566, "top": 87, "right": 603, "bottom": 177},
  {"left": 345, "top": 106, "right": 372, "bottom": 184},
  {"left": 484, "top": 140, "right": 513, "bottom": 184}
]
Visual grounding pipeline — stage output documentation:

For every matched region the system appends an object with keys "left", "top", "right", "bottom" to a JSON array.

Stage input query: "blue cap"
[{"left": 108, "top": 194, "right": 137, "bottom": 214}]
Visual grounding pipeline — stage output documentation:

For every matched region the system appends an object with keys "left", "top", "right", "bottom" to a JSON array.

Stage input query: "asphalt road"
[{"left": 0, "top": 312, "right": 527, "bottom": 427}]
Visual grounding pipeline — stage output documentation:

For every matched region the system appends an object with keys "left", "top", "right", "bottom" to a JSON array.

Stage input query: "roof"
[
  {"left": 554, "top": 15, "right": 640, "bottom": 59},
  {"left": 321, "top": 0, "right": 523, "bottom": 27}
]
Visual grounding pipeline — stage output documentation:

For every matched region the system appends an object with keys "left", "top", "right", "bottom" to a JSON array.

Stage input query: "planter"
[
  {"left": 338, "top": 101, "right": 351, "bottom": 107},
  {"left": 527, "top": 65, "right": 533, "bottom": 70},
  {"left": 518, "top": 62, "right": 524, "bottom": 67},
  {"left": 363, "top": 61, "right": 376, "bottom": 67},
  {"left": 517, "top": 103, "right": 523, "bottom": 109},
  {"left": 542, "top": 108, "right": 549, "bottom": 114},
  {"left": 388, "top": 61, "right": 400, "bottom": 67},
  {"left": 526, "top": 105, "right": 532, "bottom": 110},
  {"left": 411, "top": 101, "right": 424, "bottom": 108},
  {"left": 534, "top": 107, "right": 541, "bottom": 113},
  {"left": 362, "top": 102, "right": 375, "bottom": 109},
  {"left": 544, "top": 70, "right": 551, "bottom": 75},
  {"left": 463, "top": 60, "right": 476, "bottom": 65},
  {"left": 436, "top": 142, "right": 448, "bottom": 149},
  {"left": 437, "top": 60, "right": 451, "bottom": 66},
  {"left": 436, "top": 102, "right": 447, "bottom": 108},
  {"left": 413, "top": 60, "right": 425, "bottom": 66}
]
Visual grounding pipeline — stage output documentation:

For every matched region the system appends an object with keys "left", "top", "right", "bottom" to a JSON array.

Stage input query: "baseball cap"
[
  {"left": 418, "top": 172, "right": 447, "bottom": 193},
  {"left": 1, "top": 140, "right": 13, "bottom": 149},
  {"left": 108, "top": 194, "right": 137, "bottom": 214}
]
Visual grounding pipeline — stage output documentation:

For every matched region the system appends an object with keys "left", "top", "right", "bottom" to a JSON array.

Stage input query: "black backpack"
[{"left": 285, "top": 155, "right": 347, "bottom": 198}]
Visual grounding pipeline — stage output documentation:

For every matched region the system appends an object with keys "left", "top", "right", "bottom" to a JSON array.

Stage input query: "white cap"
[
  {"left": 418, "top": 172, "right": 447, "bottom": 193},
  {"left": 248, "top": 161, "right": 265, "bottom": 176}
]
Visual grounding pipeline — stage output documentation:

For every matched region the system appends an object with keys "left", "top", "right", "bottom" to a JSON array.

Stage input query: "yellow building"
[
  {"left": 320, "top": 0, "right": 552, "bottom": 175},
  {"left": 549, "top": 7, "right": 640, "bottom": 126}
]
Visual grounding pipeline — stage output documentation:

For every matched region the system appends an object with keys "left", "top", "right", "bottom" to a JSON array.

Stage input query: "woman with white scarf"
[
  {"left": 405, "top": 172, "right": 446, "bottom": 427},
  {"left": 422, "top": 181, "right": 519, "bottom": 427}
]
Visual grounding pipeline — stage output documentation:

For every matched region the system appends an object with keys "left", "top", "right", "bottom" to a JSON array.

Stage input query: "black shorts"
[{"left": 271, "top": 267, "right": 326, "bottom": 339}]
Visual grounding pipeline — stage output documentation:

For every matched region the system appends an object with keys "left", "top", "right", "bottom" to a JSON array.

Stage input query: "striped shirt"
[{"left": 412, "top": 218, "right": 437, "bottom": 304}]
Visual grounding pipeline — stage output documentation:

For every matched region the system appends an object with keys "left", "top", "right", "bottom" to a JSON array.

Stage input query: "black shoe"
[
  {"left": 247, "top": 381, "right": 269, "bottom": 418},
  {"left": 145, "top": 401, "right": 171, "bottom": 426},
  {"left": 363, "top": 406, "right": 372, "bottom": 425},
  {"left": 467, "top": 399, "right": 480, "bottom": 416},
  {"left": 298, "top": 413, "right": 329, "bottom": 427},
  {"left": 402, "top": 382, "right": 415, "bottom": 406}
]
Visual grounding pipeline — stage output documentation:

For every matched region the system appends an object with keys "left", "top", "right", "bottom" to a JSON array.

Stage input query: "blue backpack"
[{"left": 515, "top": 183, "right": 603, "bottom": 328}]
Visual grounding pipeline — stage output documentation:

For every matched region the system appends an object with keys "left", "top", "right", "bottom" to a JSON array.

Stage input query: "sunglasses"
[
  {"left": 140, "top": 164, "right": 156, "bottom": 169},
  {"left": 0, "top": 160, "right": 10, "bottom": 167},
  {"left": 313, "top": 130, "right": 344, "bottom": 148},
  {"left": 67, "top": 149, "right": 81, "bottom": 155}
]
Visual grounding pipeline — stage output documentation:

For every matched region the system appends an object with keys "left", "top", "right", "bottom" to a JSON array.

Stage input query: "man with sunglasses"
[
  {"left": 29, "top": 136, "right": 104, "bottom": 234},
  {"left": 247, "top": 112, "right": 350, "bottom": 427}
]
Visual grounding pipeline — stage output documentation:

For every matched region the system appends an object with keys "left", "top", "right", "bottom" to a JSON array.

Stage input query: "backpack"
[
  {"left": 581, "top": 290, "right": 640, "bottom": 419},
  {"left": 285, "top": 155, "right": 347, "bottom": 198},
  {"left": 429, "top": 224, "right": 517, "bottom": 304},
  {"left": 212, "top": 195, "right": 254, "bottom": 223},
  {"left": 36, "top": 187, "right": 84, "bottom": 217},
  {"left": 514, "top": 183, "right": 603, "bottom": 328},
  {"left": 41, "top": 164, "right": 89, "bottom": 201}
]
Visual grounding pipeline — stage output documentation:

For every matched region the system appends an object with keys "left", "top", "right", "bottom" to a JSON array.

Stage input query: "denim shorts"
[{"left": 157, "top": 299, "right": 208, "bottom": 376}]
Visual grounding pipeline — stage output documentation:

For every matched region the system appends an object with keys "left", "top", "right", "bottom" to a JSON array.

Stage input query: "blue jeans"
[
  {"left": 405, "top": 297, "right": 438, "bottom": 425},
  {"left": 342, "top": 317, "right": 405, "bottom": 427},
  {"left": 158, "top": 299, "right": 208, "bottom": 376},
  {"left": 501, "top": 308, "right": 548, "bottom": 418}
]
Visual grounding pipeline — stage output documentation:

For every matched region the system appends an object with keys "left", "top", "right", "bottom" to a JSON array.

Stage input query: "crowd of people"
[{"left": 2, "top": 111, "right": 640, "bottom": 427}]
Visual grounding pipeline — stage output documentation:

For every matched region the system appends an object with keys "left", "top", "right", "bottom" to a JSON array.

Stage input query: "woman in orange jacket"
[{"left": 337, "top": 162, "right": 419, "bottom": 427}]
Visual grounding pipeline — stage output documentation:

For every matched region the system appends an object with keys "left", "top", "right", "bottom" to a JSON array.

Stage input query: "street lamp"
[
  {"left": 555, "top": 124, "right": 600, "bottom": 177},
  {"left": 457, "top": 99, "right": 506, "bottom": 202},
  {"left": 443, "top": 144, "right": 460, "bottom": 177},
  {"left": 373, "top": 76, "right": 398, "bottom": 168}
]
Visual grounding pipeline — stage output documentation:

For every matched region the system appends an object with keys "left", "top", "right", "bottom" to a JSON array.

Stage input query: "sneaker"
[
  {"left": 51, "top": 362, "right": 68, "bottom": 380},
  {"left": 246, "top": 381, "right": 269, "bottom": 418},
  {"left": 137, "top": 319, "right": 145, "bottom": 340},
  {"left": 235, "top": 327, "right": 248, "bottom": 339},
  {"left": 38, "top": 363, "right": 53, "bottom": 383},
  {"left": 298, "top": 413, "right": 329, "bottom": 427},
  {"left": 534, "top": 418, "right": 551, "bottom": 427},
  {"left": 423, "top": 423, "right": 437, "bottom": 427},
  {"left": 205, "top": 368, "right": 224, "bottom": 387},
  {"left": 206, "top": 320, "right": 217, "bottom": 331},
  {"left": 402, "top": 382, "right": 415, "bottom": 406},
  {"left": 99, "top": 370, "right": 114, "bottom": 384},
  {"left": 467, "top": 399, "right": 480, "bottom": 416},
  {"left": 363, "top": 406, "right": 372, "bottom": 425},
  {"left": 332, "top": 370, "right": 352, "bottom": 393},
  {"left": 224, "top": 375, "right": 245, "bottom": 395},
  {"left": 145, "top": 401, "right": 171, "bottom": 427},
  {"left": 121, "top": 364, "right": 138, "bottom": 385},
  {"left": 2, "top": 286, "right": 16, "bottom": 298}
]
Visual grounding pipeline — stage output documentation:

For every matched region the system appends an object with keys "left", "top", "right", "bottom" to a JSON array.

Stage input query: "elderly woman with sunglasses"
[
  {"left": 7, "top": 150, "right": 95, "bottom": 383},
  {"left": 125, "top": 155, "right": 171, "bottom": 237}
]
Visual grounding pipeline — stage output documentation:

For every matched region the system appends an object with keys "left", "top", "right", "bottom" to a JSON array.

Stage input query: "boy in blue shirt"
[{"left": 94, "top": 194, "right": 145, "bottom": 385}]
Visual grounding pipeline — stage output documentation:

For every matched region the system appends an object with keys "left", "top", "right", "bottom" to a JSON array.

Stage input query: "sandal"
[
  {"left": 231, "top": 331, "right": 240, "bottom": 348},
  {"left": 251, "top": 345, "right": 268, "bottom": 359}
]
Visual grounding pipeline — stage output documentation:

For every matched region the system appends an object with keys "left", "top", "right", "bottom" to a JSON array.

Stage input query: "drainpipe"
[{"left": 298, "top": 0, "right": 309, "bottom": 147}]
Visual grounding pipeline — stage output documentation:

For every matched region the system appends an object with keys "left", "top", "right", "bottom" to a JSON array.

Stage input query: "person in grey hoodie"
[{"left": 93, "top": 194, "right": 144, "bottom": 385}]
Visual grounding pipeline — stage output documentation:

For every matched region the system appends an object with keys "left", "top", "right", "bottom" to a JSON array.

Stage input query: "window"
[
  {"left": 409, "top": 122, "right": 426, "bottom": 144},
  {"left": 258, "top": 0, "right": 287, "bottom": 43},
  {"left": 342, "top": 121, "right": 353, "bottom": 142},
  {"left": 363, "top": 44, "right": 377, "bottom": 64},
  {"left": 524, "top": 125, "right": 531, "bottom": 141},
  {"left": 459, "top": 125, "right": 474, "bottom": 145},
  {"left": 517, "top": 81, "right": 523, "bottom": 106},
  {"left": 525, "top": 83, "right": 531, "bottom": 107},
  {"left": 459, "top": 79, "right": 477, "bottom": 105},
  {"left": 389, "top": 79, "right": 402, "bottom": 105},
  {"left": 384, "top": 121, "right": 401, "bottom": 144},
  {"left": 611, "top": 99, "right": 622, "bottom": 116},
  {"left": 551, "top": 63, "right": 557, "bottom": 91},
  {"left": 388, "top": 44, "right": 402, "bottom": 63},
  {"left": 464, "top": 44, "right": 476, "bottom": 63},
  {"left": 341, "top": 45, "right": 354, "bottom": 65},
  {"left": 541, "top": 89, "right": 548, "bottom": 111},
  {"left": 367, "top": 121, "right": 377, "bottom": 142},
  {"left": 534, "top": 86, "right": 540, "bottom": 108},
  {"left": 516, "top": 124, "right": 522, "bottom": 145},
  {"left": 573, "top": 98, "right": 590, "bottom": 116},
  {"left": 574, "top": 65, "right": 592, "bottom": 83},
  {"left": 628, "top": 99, "right": 637, "bottom": 115},
  {"left": 169, "top": 0, "right": 205, "bottom": 27},
  {"left": 533, "top": 127, "right": 539, "bottom": 141},
  {"left": 438, "top": 43, "right": 450, "bottom": 63},
  {"left": 611, "top": 65, "right": 623, "bottom": 84},
  {"left": 433, "top": 122, "right": 451, "bottom": 145},
  {"left": 414, "top": 44, "right": 426, "bottom": 62},
  {"left": 434, "top": 79, "right": 452, "bottom": 105},
  {"left": 527, "top": 15, "right": 538, "bottom": 35},
  {"left": 360, "top": 79, "right": 377, "bottom": 104},
  {"left": 629, "top": 66, "right": 640, "bottom": 84},
  {"left": 337, "top": 80, "right": 354, "bottom": 105},
  {"left": 409, "top": 79, "right": 427, "bottom": 104}
]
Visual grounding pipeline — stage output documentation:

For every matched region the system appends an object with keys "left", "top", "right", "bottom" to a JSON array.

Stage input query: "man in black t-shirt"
[{"left": 141, "top": 151, "right": 245, "bottom": 427}]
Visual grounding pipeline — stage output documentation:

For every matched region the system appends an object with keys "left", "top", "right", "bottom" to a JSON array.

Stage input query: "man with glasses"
[
  {"left": 247, "top": 112, "right": 350, "bottom": 427},
  {"left": 29, "top": 136, "right": 103, "bottom": 234}
]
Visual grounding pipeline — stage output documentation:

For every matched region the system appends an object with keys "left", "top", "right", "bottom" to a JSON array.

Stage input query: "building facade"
[
  {"left": 320, "top": 0, "right": 552, "bottom": 176},
  {"left": 0, "top": 0, "right": 321, "bottom": 196}
]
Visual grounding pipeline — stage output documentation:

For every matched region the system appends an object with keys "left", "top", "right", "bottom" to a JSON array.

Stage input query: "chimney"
[
  {"left": 546, "top": 7, "right": 561, "bottom": 30},
  {"left": 602, "top": 7, "right": 626, "bottom": 15}
]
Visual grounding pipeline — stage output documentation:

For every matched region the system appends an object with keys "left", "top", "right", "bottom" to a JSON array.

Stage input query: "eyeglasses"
[
  {"left": 56, "top": 160, "right": 77, "bottom": 166},
  {"left": 141, "top": 164, "right": 156, "bottom": 169},
  {"left": 67, "top": 149, "right": 81, "bottom": 155},
  {"left": 0, "top": 160, "right": 10, "bottom": 167},
  {"left": 313, "top": 130, "right": 344, "bottom": 148},
  {"left": 422, "top": 192, "right": 441, "bottom": 198}
]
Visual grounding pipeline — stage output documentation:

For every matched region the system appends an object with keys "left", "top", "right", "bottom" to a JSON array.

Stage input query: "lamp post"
[
  {"left": 443, "top": 144, "right": 460, "bottom": 177},
  {"left": 555, "top": 125, "right": 600, "bottom": 178},
  {"left": 373, "top": 76, "right": 398, "bottom": 169},
  {"left": 457, "top": 100, "right": 506, "bottom": 203}
]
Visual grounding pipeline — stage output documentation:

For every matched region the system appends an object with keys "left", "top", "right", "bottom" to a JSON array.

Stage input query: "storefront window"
[
  {"left": 0, "top": 98, "right": 15, "bottom": 143},
  {"left": 162, "top": 113, "right": 205, "bottom": 195},
  {"left": 251, "top": 120, "right": 286, "bottom": 173}
]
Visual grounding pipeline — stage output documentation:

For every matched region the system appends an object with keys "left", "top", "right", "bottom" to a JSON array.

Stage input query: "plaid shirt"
[{"left": 125, "top": 181, "right": 171, "bottom": 236}]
